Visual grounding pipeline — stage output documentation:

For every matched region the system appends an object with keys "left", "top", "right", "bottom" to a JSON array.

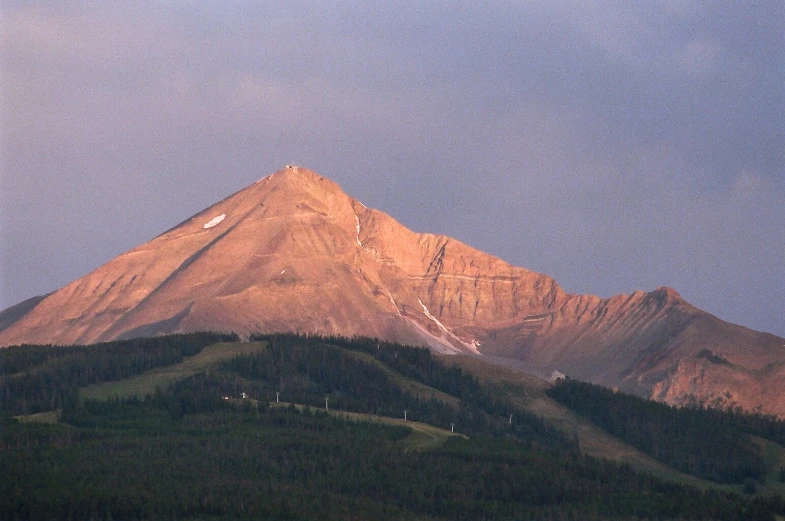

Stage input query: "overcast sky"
[{"left": 1, "top": 1, "right": 784, "bottom": 337}]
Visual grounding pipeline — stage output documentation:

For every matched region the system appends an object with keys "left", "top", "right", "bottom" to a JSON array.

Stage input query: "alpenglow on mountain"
[{"left": 2, "top": 166, "right": 784, "bottom": 415}]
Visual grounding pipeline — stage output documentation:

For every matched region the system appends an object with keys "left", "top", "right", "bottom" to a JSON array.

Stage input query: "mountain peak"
[
  {"left": 266, "top": 164, "right": 319, "bottom": 180},
  {"left": 657, "top": 286, "right": 681, "bottom": 299},
  {"left": 261, "top": 164, "right": 336, "bottom": 190},
  {"left": 2, "top": 166, "right": 783, "bottom": 416},
  {"left": 649, "top": 286, "right": 683, "bottom": 304},
  {"left": 251, "top": 165, "right": 352, "bottom": 213}
]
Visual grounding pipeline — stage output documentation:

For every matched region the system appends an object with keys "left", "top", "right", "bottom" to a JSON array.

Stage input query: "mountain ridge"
[{"left": 3, "top": 165, "right": 784, "bottom": 415}]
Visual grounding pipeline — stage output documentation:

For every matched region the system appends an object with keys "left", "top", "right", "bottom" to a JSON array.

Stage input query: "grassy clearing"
[
  {"left": 80, "top": 341, "right": 267, "bottom": 400},
  {"left": 523, "top": 392, "right": 714, "bottom": 486},
  {"left": 441, "top": 354, "right": 723, "bottom": 488},
  {"left": 13, "top": 410, "right": 61, "bottom": 424},
  {"left": 331, "top": 409, "right": 465, "bottom": 451},
  {"left": 482, "top": 375, "right": 784, "bottom": 496},
  {"left": 270, "top": 401, "right": 465, "bottom": 451},
  {"left": 512, "top": 384, "right": 785, "bottom": 496},
  {"left": 439, "top": 354, "right": 550, "bottom": 394},
  {"left": 752, "top": 436, "right": 785, "bottom": 496}
]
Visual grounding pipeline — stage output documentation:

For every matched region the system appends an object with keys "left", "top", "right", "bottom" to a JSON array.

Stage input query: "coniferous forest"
[
  {"left": 2, "top": 334, "right": 785, "bottom": 520},
  {"left": 547, "top": 378, "right": 785, "bottom": 484},
  {"left": 0, "top": 332, "right": 238, "bottom": 416}
]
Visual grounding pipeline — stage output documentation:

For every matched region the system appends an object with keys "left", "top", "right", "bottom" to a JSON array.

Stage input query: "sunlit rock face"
[{"left": 2, "top": 166, "right": 784, "bottom": 415}]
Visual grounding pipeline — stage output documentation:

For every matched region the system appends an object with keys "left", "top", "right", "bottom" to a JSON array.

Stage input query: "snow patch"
[
  {"left": 386, "top": 289, "right": 401, "bottom": 316},
  {"left": 404, "top": 317, "right": 462, "bottom": 355},
  {"left": 203, "top": 214, "right": 226, "bottom": 229},
  {"left": 354, "top": 213, "right": 362, "bottom": 247},
  {"left": 417, "top": 299, "right": 480, "bottom": 354},
  {"left": 418, "top": 299, "right": 449, "bottom": 334}
]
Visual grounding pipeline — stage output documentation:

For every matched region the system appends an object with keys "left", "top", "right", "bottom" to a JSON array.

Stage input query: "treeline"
[
  {"left": 316, "top": 335, "right": 483, "bottom": 399},
  {"left": 246, "top": 334, "right": 571, "bottom": 450},
  {"left": 547, "top": 378, "right": 766, "bottom": 483},
  {"left": 683, "top": 402, "right": 785, "bottom": 450},
  {"left": 0, "top": 332, "right": 237, "bottom": 415},
  {"left": 224, "top": 340, "right": 451, "bottom": 420},
  {"left": 3, "top": 398, "right": 782, "bottom": 521}
]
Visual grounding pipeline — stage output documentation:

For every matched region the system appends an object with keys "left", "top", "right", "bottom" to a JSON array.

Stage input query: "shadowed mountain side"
[
  {"left": 0, "top": 294, "right": 49, "bottom": 334},
  {"left": 2, "top": 166, "right": 784, "bottom": 415}
]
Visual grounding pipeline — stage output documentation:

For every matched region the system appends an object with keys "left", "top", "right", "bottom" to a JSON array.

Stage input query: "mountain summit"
[{"left": 2, "top": 166, "right": 784, "bottom": 414}]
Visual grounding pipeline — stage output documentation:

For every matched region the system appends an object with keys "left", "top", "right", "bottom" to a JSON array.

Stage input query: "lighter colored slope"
[
  {"left": 0, "top": 167, "right": 398, "bottom": 345},
  {"left": 0, "top": 171, "right": 283, "bottom": 345},
  {"left": 440, "top": 354, "right": 713, "bottom": 487},
  {"left": 80, "top": 342, "right": 268, "bottom": 400}
]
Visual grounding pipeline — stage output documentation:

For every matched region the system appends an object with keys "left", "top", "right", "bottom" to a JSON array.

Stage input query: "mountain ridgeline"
[
  {"left": 1, "top": 166, "right": 784, "bottom": 416},
  {"left": 4, "top": 334, "right": 785, "bottom": 520}
]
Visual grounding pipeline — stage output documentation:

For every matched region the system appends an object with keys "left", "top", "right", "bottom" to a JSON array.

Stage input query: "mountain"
[{"left": 2, "top": 166, "right": 784, "bottom": 415}]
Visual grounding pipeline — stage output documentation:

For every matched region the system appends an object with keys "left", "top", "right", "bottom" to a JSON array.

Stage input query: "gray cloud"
[{"left": 2, "top": 1, "right": 783, "bottom": 337}]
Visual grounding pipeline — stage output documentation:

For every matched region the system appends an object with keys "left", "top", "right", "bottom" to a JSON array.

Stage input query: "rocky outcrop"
[{"left": 2, "top": 166, "right": 784, "bottom": 415}]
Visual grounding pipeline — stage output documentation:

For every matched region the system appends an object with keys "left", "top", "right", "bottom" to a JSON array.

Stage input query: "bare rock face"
[{"left": 2, "top": 166, "right": 784, "bottom": 415}]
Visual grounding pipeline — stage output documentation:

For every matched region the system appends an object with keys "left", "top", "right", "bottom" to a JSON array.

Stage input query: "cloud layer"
[{"left": 2, "top": 1, "right": 783, "bottom": 336}]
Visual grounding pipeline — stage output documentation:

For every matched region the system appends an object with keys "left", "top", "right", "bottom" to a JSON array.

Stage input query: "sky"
[{"left": 1, "top": 1, "right": 783, "bottom": 337}]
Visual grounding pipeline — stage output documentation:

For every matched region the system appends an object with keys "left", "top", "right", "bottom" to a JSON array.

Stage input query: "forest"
[
  {"left": 2, "top": 333, "right": 785, "bottom": 520},
  {"left": 0, "top": 332, "right": 238, "bottom": 416},
  {"left": 547, "top": 378, "right": 785, "bottom": 484}
]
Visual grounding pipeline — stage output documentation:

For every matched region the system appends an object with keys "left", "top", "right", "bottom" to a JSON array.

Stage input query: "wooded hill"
[{"left": 3, "top": 334, "right": 785, "bottom": 520}]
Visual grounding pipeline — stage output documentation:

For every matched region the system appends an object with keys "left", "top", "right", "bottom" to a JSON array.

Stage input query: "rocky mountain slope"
[{"left": 2, "top": 166, "right": 784, "bottom": 414}]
